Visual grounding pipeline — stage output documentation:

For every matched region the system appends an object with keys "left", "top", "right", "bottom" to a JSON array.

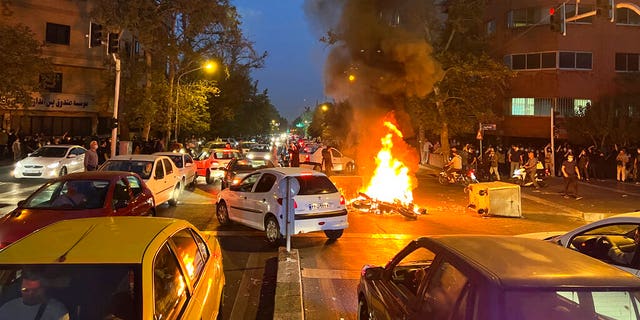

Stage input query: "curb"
[{"left": 274, "top": 247, "right": 304, "bottom": 320}]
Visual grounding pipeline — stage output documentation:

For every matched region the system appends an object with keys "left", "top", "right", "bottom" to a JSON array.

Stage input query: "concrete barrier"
[{"left": 274, "top": 247, "right": 304, "bottom": 320}]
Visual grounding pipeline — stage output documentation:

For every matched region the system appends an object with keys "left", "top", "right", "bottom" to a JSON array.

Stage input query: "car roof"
[
  {"left": 108, "top": 154, "right": 167, "bottom": 161},
  {"left": 53, "top": 171, "right": 137, "bottom": 180},
  {"left": 153, "top": 152, "right": 185, "bottom": 157},
  {"left": 41, "top": 144, "right": 84, "bottom": 148},
  {"left": 259, "top": 167, "right": 326, "bottom": 177},
  {"left": 0, "top": 217, "right": 189, "bottom": 264},
  {"left": 424, "top": 235, "right": 640, "bottom": 289}
]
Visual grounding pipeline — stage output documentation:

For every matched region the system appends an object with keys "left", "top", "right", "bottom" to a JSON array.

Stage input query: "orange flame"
[{"left": 361, "top": 121, "right": 415, "bottom": 206}]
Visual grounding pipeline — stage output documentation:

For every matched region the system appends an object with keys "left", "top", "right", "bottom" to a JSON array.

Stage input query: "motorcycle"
[
  {"left": 438, "top": 165, "right": 479, "bottom": 186},
  {"left": 512, "top": 167, "right": 547, "bottom": 187}
]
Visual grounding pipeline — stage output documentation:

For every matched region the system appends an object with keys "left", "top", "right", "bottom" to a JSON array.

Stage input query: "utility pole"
[
  {"left": 111, "top": 54, "right": 121, "bottom": 158},
  {"left": 550, "top": 104, "right": 556, "bottom": 176}
]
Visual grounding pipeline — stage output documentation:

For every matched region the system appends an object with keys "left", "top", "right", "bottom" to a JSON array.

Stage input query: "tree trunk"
[
  {"left": 142, "top": 51, "right": 153, "bottom": 141},
  {"left": 434, "top": 86, "right": 450, "bottom": 160}
]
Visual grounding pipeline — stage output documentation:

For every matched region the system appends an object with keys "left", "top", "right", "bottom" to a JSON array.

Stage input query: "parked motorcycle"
[
  {"left": 438, "top": 166, "right": 479, "bottom": 186},
  {"left": 512, "top": 167, "right": 547, "bottom": 187}
]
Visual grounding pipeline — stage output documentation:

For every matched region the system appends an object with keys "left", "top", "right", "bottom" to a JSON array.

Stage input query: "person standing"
[
  {"left": 509, "top": 145, "right": 523, "bottom": 177},
  {"left": 634, "top": 148, "right": 640, "bottom": 184},
  {"left": 98, "top": 140, "right": 109, "bottom": 165},
  {"left": 288, "top": 143, "right": 300, "bottom": 167},
  {"left": 488, "top": 149, "right": 500, "bottom": 181},
  {"left": 422, "top": 139, "right": 433, "bottom": 165},
  {"left": 321, "top": 146, "right": 333, "bottom": 176},
  {"left": 84, "top": 140, "right": 99, "bottom": 171},
  {"left": 616, "top": 149, "right": 630, "bottom": 182},
  {"left": 523, "top": 151, "right": 540, "bottom": 189},
  {"left": 562, "top": 154, "right": 582, "bottom": 200},
  {"left": 11, "top": 136, "right": 21, "bottom": 161},
  {"left": 578, "top": 149, "right": 590, "bottom": 181}
]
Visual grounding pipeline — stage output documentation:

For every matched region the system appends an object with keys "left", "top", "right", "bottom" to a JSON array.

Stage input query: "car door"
[
  {"left": 112, "top": 179, "right": 135, "bottom": 215},
  {"left": 418, "top": 259, "right": 472, "bottom": 319},
  {"left": 226, "top": 172, "right": 262, "bottom": 225},
  {"left": 125, "top": 175, "right": 153, "bottom": 215},
  {"left": 244, "top": 172, "right": 278, "bottom": 230},
  {"left": 153, "top": 159, "right": 170, "bottom": 204},
  {"left": 152, "top": 242, "right": 190, "bottom": 320},
  {"left": 331, "top": 148, "right": 344, "bottom": 171}
]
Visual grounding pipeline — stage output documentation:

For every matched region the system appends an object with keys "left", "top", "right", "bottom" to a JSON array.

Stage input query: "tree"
[{"left": 0, "top": 22, "right": 52, "bottom": 108}]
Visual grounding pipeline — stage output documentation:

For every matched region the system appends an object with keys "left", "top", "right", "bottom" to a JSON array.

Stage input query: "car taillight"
[
  {"left": 276, "top": 198, "right": 297, "bottom": 208},
  {"left": 304, "top": 155, "right": 310, "bottom": 162},
  {"left": 340, "top": 195, "right": 345, "bottom": 205}
]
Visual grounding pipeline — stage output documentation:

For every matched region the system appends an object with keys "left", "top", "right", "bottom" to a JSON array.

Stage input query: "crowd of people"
[{"left": 423, "top": 139, "right": 640, "bottom": 185}]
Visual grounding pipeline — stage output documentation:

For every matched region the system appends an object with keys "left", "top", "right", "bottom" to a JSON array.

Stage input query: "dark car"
[
  {"left": 220, "top": 158, "right": 276, "bottom": 189},
  {"left": 357, "top": 235, "right": 640, "bottom": 320},
  {"left": 0, "top": 171, "right": 155, "bottom": 248}
]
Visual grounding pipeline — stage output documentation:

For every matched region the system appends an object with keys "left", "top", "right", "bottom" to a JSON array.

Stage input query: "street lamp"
[{"left": 175, "top": 61, "right": 217, "bottom": 140}]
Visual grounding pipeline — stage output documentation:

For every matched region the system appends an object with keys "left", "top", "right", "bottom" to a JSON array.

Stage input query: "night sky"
[{"left": 233, "top": 0, "right": 327, "bottom": 122}]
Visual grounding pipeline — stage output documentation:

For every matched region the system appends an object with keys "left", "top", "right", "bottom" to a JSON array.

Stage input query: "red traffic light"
[{"left": 549, "top": 7, "right": 555, "bottom": 15}]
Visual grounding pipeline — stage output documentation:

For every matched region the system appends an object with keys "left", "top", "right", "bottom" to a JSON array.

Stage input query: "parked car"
[
  {"left": 519, "top": 211, "right": 640, "bottom": 277},
  {"left": 0, "top": 217, "right": 225, "bottom": 319},
  {"left": 153, "top": 151, "right": 197, "bottom": 190},
  {"left": 220, "top": 158, "right": 277, "bottom": 189},
  {"left": 194, "top": 148, "right": 242, "bottom": 184},
  {"left": 216, "top": 167, "right": 348, "bottom": 243},
  {"left": 12, "top": 144, "right": 87, "bottom": 179},
  {"left": 0, "top": 171, "right": 155, "bottom": 248},
  {"left": 358, "top": 235, "right": 640, "bottom": 320},
  {"left": 99, "top": 155, "right": 182, "bottom": 207},
  {"left": 299, "top": 145, "right": 356, "bottom": 174}
]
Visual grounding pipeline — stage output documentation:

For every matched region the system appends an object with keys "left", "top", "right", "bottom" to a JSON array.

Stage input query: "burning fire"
[{"left": 361, "top": 121, "right": 415, "bottom": 207}]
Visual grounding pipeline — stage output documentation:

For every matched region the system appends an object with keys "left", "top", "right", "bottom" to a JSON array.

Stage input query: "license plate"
[{"left": 309, "top": 203, "right": 330, "bottom": 210}]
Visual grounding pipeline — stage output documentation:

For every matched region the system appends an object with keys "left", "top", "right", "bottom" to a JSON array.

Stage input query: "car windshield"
[
  {"left": 503, "top": 289, "right": 640, "bottom": 320},
  {"left": 29, "top": 147, "right": 68, "bottom": 158},
  {"left": 294, "top": 175, "right": 338, "bottom": 195},
  {"left": 301, "top": 144, "right": 320, "bottom": 154},
  {"left": 249, "top": 145, "right": 271, "bottom": 152},
  {"left": 101, "top": 160, "right": 154, "bottom": 180},
  {"left": 0, "top": 264, "right": 142, "bottom": 320},
  {"left": 166, "top": 155, "right": 183, "bottom": 168},
  {"left": 214, "top": 151, "right": 239, "bottom": 160},
  {"left": 24, "top": 179, "right": 109, "bottom": 209}
]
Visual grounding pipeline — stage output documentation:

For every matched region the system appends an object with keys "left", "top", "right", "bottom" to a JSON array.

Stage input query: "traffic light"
[
  {"left": 549, "top": 5, "right": 565, "bottom": 34},
  {"left": 89, "top": 23, "right": 103, "bottom": 48},
  {"left": 108, "top": 33, "right": 120, "bottom": 54},
  {"left": 596, "top": 0, "right": 615, "bottom": 21},
  {"left": 110, "top": 117, "right": 119, "bottom": 129}
]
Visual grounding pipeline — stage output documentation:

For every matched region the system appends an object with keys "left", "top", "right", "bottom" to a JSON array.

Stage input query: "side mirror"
[
  {"left": 363, "top": 266, "right": 385, "bottom": 281},
  {"left": 229, "top": 184, "right": 240, "bottom": 192},
  {"left": 17, "top": 200, "right": 26, "bottom": 208}
]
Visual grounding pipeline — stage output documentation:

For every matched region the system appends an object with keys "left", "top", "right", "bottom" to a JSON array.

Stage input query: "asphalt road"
[{"left": 0, "top": 164, "right": 639, "bottom": 319}]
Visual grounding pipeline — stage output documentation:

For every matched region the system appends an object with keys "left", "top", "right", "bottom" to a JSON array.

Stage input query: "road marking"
[
  {"left": 521, "top": 193, "right": 583, "bottom": 217},
  {"left": 301, "top": 268, "right": 360, "bottom": 280},
  {"left": 579, "top": 181, "right": 640, "bottom": 197},
  {"left": 228, "top": 252, "right": 266, "bottom": 320}
]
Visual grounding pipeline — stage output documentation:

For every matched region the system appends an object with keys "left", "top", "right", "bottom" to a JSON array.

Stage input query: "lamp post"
[{"left": 174, "top": 61, "right": 217, "bottom": 141}]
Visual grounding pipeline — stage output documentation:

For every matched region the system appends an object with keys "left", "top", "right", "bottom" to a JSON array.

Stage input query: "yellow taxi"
[{"left": 0, "top": 217, "right": 224, "bottom": 320}]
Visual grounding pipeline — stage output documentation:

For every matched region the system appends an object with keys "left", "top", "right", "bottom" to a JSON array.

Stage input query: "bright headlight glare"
[
  {"left": 15, "top": 162, "right": 22, "bottom": 168},
  {"left": 47, "top": 162, "right": 60, "bottom": 169}
]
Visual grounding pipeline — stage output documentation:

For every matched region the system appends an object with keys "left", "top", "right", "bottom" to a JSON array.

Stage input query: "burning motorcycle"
[{"left": 438, "top": 165, "right": 479, "bottom": 186}]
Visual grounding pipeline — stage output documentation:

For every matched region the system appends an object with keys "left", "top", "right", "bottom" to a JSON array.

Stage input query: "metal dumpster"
[{"left": 467, "top": 181, "right": 521, "bottom": 217}]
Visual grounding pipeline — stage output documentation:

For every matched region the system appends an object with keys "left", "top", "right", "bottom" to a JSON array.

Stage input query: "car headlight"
[
  {"left": 14, "top": 162, "right": 22, "bottom": 168},
  {"left": 247, "top": 154, "right": 254, "bottom": 159},
  {"left": 47, "top": 162, "right": 60, "bottom": 169},
  {"left": 265, "top": 154, "right": 271, "bottom": 160}
]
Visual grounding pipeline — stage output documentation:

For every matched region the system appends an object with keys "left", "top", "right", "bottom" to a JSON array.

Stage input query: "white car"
[
  {"left": 216, "top": 167, "right": 348, "bottom": 243},
  {"left": 13, "top": 145, "right": 87, "bottom": 179},
  {"left": 299, "top": 145, "right": 356, "bottom": 174},
  {"left": 153, "top": 151, "right": 197, "bottom": 189},
  {"left": 99, "top": 155, "right": 182, "bottom": 206},
  {"left": 519, "top": 211, "right": 640, "bottom": 276},
  {"left": 245, "top": 143, "right": 275, "bottom": 161}
]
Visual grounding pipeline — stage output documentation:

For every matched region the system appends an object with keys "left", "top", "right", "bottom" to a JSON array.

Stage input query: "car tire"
[
  {"left": 216, "top": 201, "right": 231, "bottom": 225},
  {"left": 59, "top": 166, "right": 68, "bottom": 176},
  {"left": 265, "top": 216, "right": 282, "bottom": 244},
  {"left": 324, "top": 229, "right": 344, "bottom": 240},
  {"left": 357, "top": 297, "right": 371, "bottom": 320},
  {"left": 206, "top": 170, "right": 214, "bottom": 184},
  {"left": 168, "top": 184, "right": 180, "bottom": 206}
]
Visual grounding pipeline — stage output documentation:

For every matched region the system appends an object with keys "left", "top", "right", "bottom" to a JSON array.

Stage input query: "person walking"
[
  {"left": 288, "top": 143, "right": 300, "bottom": 167},
  {"left": 523, "top": 151, "right": 540, "bottom": 189},
  {"left": 561, "top": 154, "right": 582, "bottom": 200},
  {"left": 488, "top": 149, "right": 500, "bottom": 181},
  {"left": 616, "top": 149, "right": 630, "bottom": 182},
  {"left": 321, "top": 146, "right": 333, "bottom": 176},
  {"left": 84, "top": 140, "right": 99, "bottom": 171}
]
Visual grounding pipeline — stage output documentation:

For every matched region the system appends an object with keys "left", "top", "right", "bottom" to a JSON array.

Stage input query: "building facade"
[
  {"left": 484, "top": 0, "right": 640, "bottom": 140},
  {"left": 1, "top": 0, "right": 112, "bottom": 137}
]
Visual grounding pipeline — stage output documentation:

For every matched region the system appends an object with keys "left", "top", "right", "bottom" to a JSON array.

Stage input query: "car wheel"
[
  {"left": 265, "top": 216, "right": 282, "bottom": 244},
  {"left": 59, "top": 166, "right": 68, "bottom": 176},
  {"left": 216, "top": 201, "right": 231, "bottom": 225},
  {"left": 357, "top": 297, "right": 371, "bottom": 320},
  {"left": 324, "top": 229, "right": 344, "bottom": 240},
  {"left": 168, "top": 184, "right": 180, "bottom": 206},
  {"left": 206, "top": 170, "right": 214, "bottom": 184}
]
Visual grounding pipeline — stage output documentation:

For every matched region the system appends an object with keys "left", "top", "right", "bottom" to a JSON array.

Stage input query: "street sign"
[
  {"left": 476, "top": 129, "right": 483, "bottom": 140},
  {"left": 481, "top": 123, "right": 497, "bottom": 131}
]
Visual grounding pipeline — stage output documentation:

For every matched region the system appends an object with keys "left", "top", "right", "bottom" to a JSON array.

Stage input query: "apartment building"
[
  {"left": 484, "top": 0, "right": 640, "bottom": 140},
  {"left": 1, "top": 0, "right": 112, "bottom": 137}
]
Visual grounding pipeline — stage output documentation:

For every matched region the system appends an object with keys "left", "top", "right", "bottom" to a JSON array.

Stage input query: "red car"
[
  {"left": 0, "top": 171, "right": 155, "bottom": 248},
  {"left": 194, "top": 148, "right": 243, "bottom": 184}
]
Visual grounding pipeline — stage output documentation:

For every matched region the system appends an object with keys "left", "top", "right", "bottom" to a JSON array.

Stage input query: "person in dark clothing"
[
  {"left": 522, "top": 151, "right": 540, "bottom": 189},
  {"left": 561, "top": 154, "right": 582, "bottom": 199},
  {"left": 321, "top": 146, "right": 333, "bottom": 176},
  {"left": 288, "top": 143, "right": 300, "bottom": 167}
]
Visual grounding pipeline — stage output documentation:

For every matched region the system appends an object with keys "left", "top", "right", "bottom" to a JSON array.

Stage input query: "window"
[
  {"left": 508, "top": 7, "right": 541, "bottom": 28},
  {"left": 154, "top": 243, "right": 188, "bottom": 320},
  {"left": 511, "top": 54, "right": 526, "bottom": 70},
  {"left": 486, "top": 20, "right": 496, "bottom": 36},
  {"left": 170, "top": 229, "right": 208, "bottom": 286},
  {"left": 391, "top": 247, "right": 435, "bottom": 297},
  {"left": 126, "top": 176, "right": 144, "bottom": 196},
  {"left": 45, "top": 23, "right": 70, "bottom": 45},
  {"left": 254, "top": 173, "right": 277, "bottom": 193},
  {"left": 40, "top": 73, "right": 63, "bottom": 93},
  {"left": 155, "top": 161, "right": 164, "bottom": 179},
  {"left": 508, "top": 51, "right": 591, "bottom": 70},
  {"left": 526, "top": 53, "right": 541, "bottom": 69},
  {"left": 616, "top": 53, "right": 640, "bottom": 72},
  {"left": 421, "top": 262, "right": 469, "bottom": 319},
  {"left": 162, "top": 159, "right": 174, "bottom": 174},
  {"left": 541, "top": 52, "right": 557, "bottom": 68},
  {"left": 616, "top": 8, "right": 640, "bottom": 25},
  {"left": 559, "top": 51, "right": 592, "bottom": 69},
  {"left": 237, "top": 173, "right": 261, "bottom": 192}
]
